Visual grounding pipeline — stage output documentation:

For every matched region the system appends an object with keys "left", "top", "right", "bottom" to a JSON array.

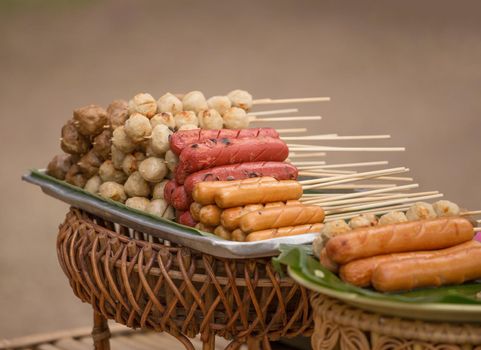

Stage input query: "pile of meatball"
[{"left": 46, "top": 90, "right": 253, "bottom": 220}]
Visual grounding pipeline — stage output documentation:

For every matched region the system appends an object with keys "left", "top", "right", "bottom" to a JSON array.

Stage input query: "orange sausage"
[
  {"left": 340, "top": 240, "right": 480, "bottom": 287},
  {"left": 240, "top": 205, "right": 325, "bottom": 233},
  {"left": 215, "top": 180, "right": 303, "bottom": 209},
  {"left": 220, "top": 200, "right": 300, "bottom": 230},
  {"left": 199, "top": 205, "right": 222, "bottom": 227},
  {"left": 319, "top": 248, "right": 339, "bottom": 273},
  {"left": 213, "top": 226, "right": 232, "bottom": 240},
  {"left": 195, "top": 222, "right": 215, "bottom": 234},
  {"left": 326, "top": 217, "right": 474, "bottom": 264},
  {"left": 245, "top": 223, "right": 324, "bottom": 242},
  {"left": 190, "top": 202, "right": 203, "bottom": 221},
  {"left": 372, "top": 241, "right": 481, "bottom": 292},
  {"left": 192, "top": 177, "right": 276, "bottom": 205}
]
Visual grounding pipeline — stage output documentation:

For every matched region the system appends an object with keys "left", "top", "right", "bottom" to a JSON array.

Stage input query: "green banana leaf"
[
  {"left": 274, "top": 244, "right": 481, "bottom": 305},
  {"left": 29, "top": 169, "right": 221, "bottom": 239}
]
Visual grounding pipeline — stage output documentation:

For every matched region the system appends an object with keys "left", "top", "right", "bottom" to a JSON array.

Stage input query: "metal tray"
[{"left": 23, "top": 170, "right": 317, "bottom": 259}]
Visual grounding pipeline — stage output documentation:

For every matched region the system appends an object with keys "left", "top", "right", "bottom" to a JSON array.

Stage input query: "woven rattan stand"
[
  {"left": 57, "top": 208, "right": 313, "bottom": 350},
  {"left": 310, "top": 293, "right": 481, "bottom": 350}
]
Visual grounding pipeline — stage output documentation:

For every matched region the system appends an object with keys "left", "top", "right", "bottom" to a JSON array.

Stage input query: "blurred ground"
[{"left": 1, "top": 0, "right": 480, "bottom": 338}]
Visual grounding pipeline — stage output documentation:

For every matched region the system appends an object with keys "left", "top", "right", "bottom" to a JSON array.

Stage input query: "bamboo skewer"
[
  {"left": 276, "top": 128, "right": 308, "bottom": 134},
  {"left": 319, "top": 184, "right": 397, "bottom": 189},
  {"left": 297, "top": 161, "right": 389, "bottom": 170},
  {"left": 325, "top": 204, "right": 414, "bottom": 221},
  {"left": 291, "top": 161, "right": 327, "bottom": 166},
  {"left": 300, "top": 167, "right": 408, "bottom": 185},
  {"left": 250, "top": 116, "right": 322, "bottom": 122},
  {"left": 299, "top": 170, "right": 413, "bottom": 182},
  {"left": 462, "top": 210, "right": 481, "bottom": 216},
  {"left": 324, "top": 193, "right": 444, "bottom": 215},
  {"left": 320, "top": 191, "right": 440, "bottom": 209},
  {"left": 301, "top": 183, "right": 420, "bottom": 204},
  {"left": 474, "top": 227, "right": 481, "bottom": 232},
  {"left": 289, "top": 152, "right": 327, "bottom": 158},
  {"left": 282, "top": 135, "right": 391, "bottom": 141},
  {"left": 288, "top": 145, "right": 406, "bottom": 152},
  {"left": 252, "top": 97, "right": 331, "bottom": 105},
  {"left": 303, "top": 170, "right": 409, "bottom": 190},
  {"left": 247, "top": 108, "right": 298, "bottom": 116}
]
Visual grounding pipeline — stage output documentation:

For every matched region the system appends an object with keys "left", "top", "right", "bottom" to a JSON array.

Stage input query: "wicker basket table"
[
  {"left": 56, "top": 208, "right": 313, "bottom": 349},
  {"left": 310, "top": 293, "right": 481, "bottom": 350}
]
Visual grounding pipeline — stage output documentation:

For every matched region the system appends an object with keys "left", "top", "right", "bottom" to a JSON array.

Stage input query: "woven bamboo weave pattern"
[
  {"left": 56, "top": 208, "right": 313, "bottom": 348},
  {"left": 310, "top": 293, "right": 481, "bottom": 350}
]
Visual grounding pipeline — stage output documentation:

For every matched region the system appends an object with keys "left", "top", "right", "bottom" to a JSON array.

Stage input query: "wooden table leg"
[{"left": 92, "top": 311, "right": 111, "bottom": 350}]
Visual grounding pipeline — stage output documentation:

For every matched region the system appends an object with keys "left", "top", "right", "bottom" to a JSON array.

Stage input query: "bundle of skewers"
[{"left": 45, "top": 89, "right": 481, "bottom": 246}]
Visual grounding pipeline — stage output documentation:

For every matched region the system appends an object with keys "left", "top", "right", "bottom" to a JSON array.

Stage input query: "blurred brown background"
[{"left": 1, "top": 0, "right": 480, "bottom": 338}]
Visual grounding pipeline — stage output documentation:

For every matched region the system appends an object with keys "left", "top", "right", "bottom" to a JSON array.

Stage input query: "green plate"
[{"left": 275, "top": 246, "right": 481, "bottom": 322}]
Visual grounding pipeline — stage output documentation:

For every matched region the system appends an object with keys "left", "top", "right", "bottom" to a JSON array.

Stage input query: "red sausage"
[
  {"left": 183, "top": 162, "right": 298, "bottom": 194},
  {"left": 170, "top": 185, "right": 191, "bottom": 211},
  {"left": 170, "top": 128, "right": 279, "bottom": 155},
  {"left": 175, "top": 137, "right": 289, "bottom": 184},
  {"left": 177, "top": 210, "right": 197, "bottom": 227},
  {"left": 163, "top": 180, "right": 178, "bottom": 204}
]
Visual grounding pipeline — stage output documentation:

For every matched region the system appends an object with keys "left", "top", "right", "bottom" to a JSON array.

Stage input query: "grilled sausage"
[
  {"left": 163, "top": 180, "right": 178, "bottom": 204},
  {"left": 183, "top": 161, "right": 298, "bottom": 195},
  {"left": 240, "top": 205, "right": 325, "bottom": 233},
  {"left": 192, "top": 177, "right": 276, "bottom": 205},
  {"left": 245, "top": 223, "right": 324, "bottom": 242},
  {"left": 170, "top": 128, "right": 279, "bottom": 155},
  {"left": 175, "top": 137, "right": 289, "bottom": 183},
  {"left": 215, "top": 180, "right": 303, "bottom": 209},
  {"left": 371, "top": 241, "right": 481, "bottom": 292},
  {"left": 199, "top": 205, "right": 222, "bottom": 227},
  {"left": 214, "top": 226, "right": 232, "bottom": 240},
  {"left": 177, "top": 210, "right": 197, "bottom": 227},
  {"left": 340, "top": 240, "right": 480, "bottom": 288},
  {"left": 170, "top": 185, "right": 191, "bottom": 211},
  {"left": 221, "top": 200, "right": 301, "bottom": 231},
  {"left": 326, "top": 217, "right": 474, "bottom": 264}
]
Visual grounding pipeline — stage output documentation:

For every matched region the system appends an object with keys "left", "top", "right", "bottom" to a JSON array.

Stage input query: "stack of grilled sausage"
[
  {"left": 187, "top": 177, "right": 325, "bottom": 241},
  {"left": 313, "top": 200, "right": 481, "bottom": 292}
]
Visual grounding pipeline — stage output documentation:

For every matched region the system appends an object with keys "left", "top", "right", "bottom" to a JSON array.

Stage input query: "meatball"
[
  {"left": 124, "top": 171, "right": 150, "bottom": 197},
  {"left": 406, "top": 202, "right": 436, "bottom": 221},
  {"left": 107, "top": 99, "right": 129, "bottom": 129},
  {"left": 65, "top": 164, "right": 87, "bottom": 188},
  {"left": 156, "top": 93, "right": 183, "bottom": 115},
  {"left": 150, "top": 112, "right": 175, "bottom": 130},
  {"left": 178, "top": 124, "right": 199, "bottom": 131},
  {"left": 112, "top": 126, "right": 137, "bottom": 153},
  {"left": 98, "top": 182, "right": 127, "bottom": 203},
  {"left": 119, "top": 152, "right": 146, "bottom": 176},
  {"left": 128, "top": 93, "right": 157, "bottom": 118},
  {"left": 182, "top": 91, "right": 208, "bottom": 113},
  {"left": 207, "top": 95, "right": 231, "bottom": 115},
  {"left": 322, "top": 220, "right": 351, "bottom": 238},
  {"left": 164, "top": 150, "right": 178, "bottom": 172},
  {"left": 174, "top": 111, "right": 198, "bottom": 129},
  {"left": 163, "top": 205, "right": 175, "bottom": 220},
  {"left": 433, "top": 200, "right": 460, "bottom": 217},
  {"left": 60, "top": 120, "right": 90, "bottom": 155},
  {"left": 77, "top": 150, "right": 102, "bottom": 177},
  {"left": 146, "top": 199, "right": 169, "bottom": 217},
  {"left": 125, "top": 197, "right": 150, "bottom": 211},
  {"left": 99, "top": 160, "right": 127, "bottom": 184},
  {"left": 139, "top": 157, "right": 168, "bottom": 182},
  {"left": 92, "top": 129, "right": 112, "bottom": 160},
  {"left": 227, "top": 89, "right": 253, "bottom": 110},
  {"left": 350, "top": 213, "right": 378, "bottom": 229},
  {"left": 124, "top": 113, "right": 152, "bottom": 143},
  {"left": 198, "top": 109, "right": 223, "bottom": 130},
  {"left": 223, "top": 107, "right": 249, "bottom": 129},
  {"left": 84, "top": 175, "right": 102, "bottom": 194},
  {"left": 149, "top": 124, "right": 172, "bottom": 156},
  {"left": 152, "top": 180, "right": 169, "bottom": 199},
  {"left": 47, "top": 154, "right": 75, "bottom": 180},
  {"left": 378, "top": 211, "right": 408, "bottom": 225},
  {"left": 73, "top": 104, "right": 108, "bottom": 136},
  {"left": 111, "top": 145, "right": 126, "bottom": 170}
]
